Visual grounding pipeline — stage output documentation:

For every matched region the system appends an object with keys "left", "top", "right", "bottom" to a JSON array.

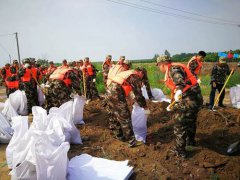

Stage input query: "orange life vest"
[
  {"left": 21, "top": 68, "right": 32, "bottom": 82},
  {"left": 165, "top": 63, "right": 198, "bottom": 93},
  {"left": 107, "top": 65, "right": 137, "bottom": 96},
  {"left": 187, "top": 56, "right": 202, "bottom": 75},
  {"left": 49, "top": 67, "right": 73, "bottom": 87},
  {"left": 86, "top": 64, "right": 94, "bottom": 76},
  {"left": 5, "top": 80, "right": 19, "bottom": 89},
  {"left": 31, "top": 67, "right": 38, "bottom": 80},
  {"left": 4, "top": 68, "right": 11, "bottom": 80}
]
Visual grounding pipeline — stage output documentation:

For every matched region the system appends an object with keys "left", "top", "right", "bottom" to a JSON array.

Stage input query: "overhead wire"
[
  {"left": 138, "top": 0, "right": 239, "bottom": 24},
  {"left": 105, "top": 0, "right": 240, "bottom": 27}
]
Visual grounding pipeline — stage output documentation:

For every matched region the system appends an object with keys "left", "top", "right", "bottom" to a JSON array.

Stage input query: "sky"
[{"left": 0, "top": 0, "right": 240, "bottom": 66}]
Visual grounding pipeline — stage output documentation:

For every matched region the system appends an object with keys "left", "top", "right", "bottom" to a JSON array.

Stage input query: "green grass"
[{"left": 92, "top": 62, "right": 240, "bottom": 96}]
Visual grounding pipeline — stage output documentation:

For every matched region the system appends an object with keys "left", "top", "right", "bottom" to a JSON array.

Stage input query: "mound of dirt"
[{"left": 70, "top": 100, "right": 240, "bottom": 179}]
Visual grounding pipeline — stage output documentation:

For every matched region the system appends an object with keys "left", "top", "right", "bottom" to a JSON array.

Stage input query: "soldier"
[
  {"left": 106, "top": 61, "right": 149, "bottom": 147},
  {"left": 59, "top": 59, "right": 69, "bottom": 69},
  {"left": 102, "top": 55, "right": 113, "bottom": 87},
  {"left": 187, "top": 51, "right": 206, "bottom": 83},
  {"left": 156, "top": 55, "right": 203, "bottom": 158},
  {"left": 135, "top": 67, "right": 154, "bottom": 100},
  {"left": 45, "top": 65, "right": 81, "bottom": 111},
  {"left": 5, "top": 60, "right": 20, "bottom": 96},
  {"left": 1, "top": 63, "right": 11, "bottom": 96},
  {"left": 46, "top": 61, "right": 57, "bottom": 80},
  {"left": 84, "top": 57, "right": 100, "bottom": 101},
  {"left": 117, "top": 56, "right": 125, "bottom": 65},
  {"left": 18, "top": 59, "right": 39, "bottom": 113},
  {"left": 208, "top": 56, "right": 230, "bottom": 109}
]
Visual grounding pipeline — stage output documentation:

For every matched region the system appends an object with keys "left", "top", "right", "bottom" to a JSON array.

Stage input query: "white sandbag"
[
  {"left": 72, "top": 95, "right": 85, "bottom": 125},
  {"left": 37, "top": 86, "right": 45, "bottom": 106},
  {"left": 35, "top": 141, "right": 70, "bottom": 180},
  {"left": 67, "top": 154, "right": 133, "bottom": 180},
  {"left": 141, "top": 86, "right": 170, "bottom": 103},
  {"left": 131, "top": 103, "right": 147, "bottom": 143},
  {"left": 0, "top": 112, "right": 13, "bottom": 143},
  {"left": 9, "top": 90, "right": 28, "bottom": 115},
  {"left": 10, "top": 160, "right": 37, "bottom": 180},
  {"left": 2, "top": 99, "right": 18, "bottom": 121},
  {"left": 32, "top": 106, "right": 48, "bottom": 131},
  {"left": 48, "top": 101, "right": 82, "bottom": 144},
  {"left": 6, "top": 116, "right": 29, "bottom": 169},
  {"left": 230, "top": 86, "right": 240, "bottom": 108}
]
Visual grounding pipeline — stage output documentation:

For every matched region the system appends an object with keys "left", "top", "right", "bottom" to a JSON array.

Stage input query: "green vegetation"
[{"left": 92, "top": 62, "right": 240, "bottom": 96}]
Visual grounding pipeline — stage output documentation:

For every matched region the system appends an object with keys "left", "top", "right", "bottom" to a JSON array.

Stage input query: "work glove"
[
  {"left": 24, "top": 63, "right": 30, "bottom": 68},
  {"left": 174, "top": 90, "right": 182, "bottom": 102},
  {"left": 197, "top": 79, "right": 201, "bottom": 85},
  {"left": 93, "top": 78, "right": 96, "bottom": 83},
  {"left": 144, "top": 108, "right": 150, "bottom": 115},
  {"left": 166, "top": 104, "right": 172, "bottom": 112}
]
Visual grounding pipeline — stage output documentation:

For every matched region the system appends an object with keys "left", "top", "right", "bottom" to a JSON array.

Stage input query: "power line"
[
  {"left": 105, "top": 0, "right": 240, "bottom": 27},
  {"left": 139, "top": 0, "right": 239, "bottom": 24}
]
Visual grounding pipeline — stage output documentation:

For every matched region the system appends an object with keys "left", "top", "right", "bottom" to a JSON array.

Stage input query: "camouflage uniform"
[
  {"left": 106, "top": 74, "right": 146, "bottom": 142},
  {"left": 18, "top": 67, "right": 39, "bottom": 113},
  {"left": 6, "top": 66, "right": 19, "bottom": 96},
  {"left": 209, "top": 61, "right": 230, "bottom": 108},
  {"left": 169, "top": 66, "right": 203, "bottom": 155},
  {"left": 135, "top": 67, "right": 153, "bottom": 99},
  {"left": 188, "top": 58, "right": 200, "bottom": 78},
  {"left": 102, "top": 61, "right": 112, "bottom": 87},
  {"left": 85, "top": 63, "right": 100, "bottom": 100},
  {"left": 1, "top": 66, "right": 10, "bottom": 96},
  {"left": 45, "top": 70, "right": 81, "bottom": 111}
]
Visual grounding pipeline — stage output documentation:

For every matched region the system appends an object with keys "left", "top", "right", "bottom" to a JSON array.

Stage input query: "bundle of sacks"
[{"left": 6, "top": 101, "right": 83, "bottom": 180}]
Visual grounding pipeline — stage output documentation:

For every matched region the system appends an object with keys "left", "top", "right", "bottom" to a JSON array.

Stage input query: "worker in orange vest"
[
  {"left": 4, "top": 60, "right": 20, "bottom": 97},
  {"left": 187, "top": 51, "right": 206, "bottom": 84},
  {"left": 157, "top": 55, "right": 203, "bottom": 158},
  {"left": 84, "top": 57, "right": 100, "bottom": 101},
  {"left": 45, "top": 65, "right": 81, "bottom": 111},
  {"left": 46, "top": 61, "right": 57, "bottom": 80},
  {"left": 102, "top": 55, "right": 113, "bottom": 87},
  {"left": 18, "top": 59, "right": 39, "bottom": 113},
  {"left": 1, "top": 63, "right": 11, "bottom": 96},
  {"left": 106, "top": 60, "right": 149, "bottom": 147}
]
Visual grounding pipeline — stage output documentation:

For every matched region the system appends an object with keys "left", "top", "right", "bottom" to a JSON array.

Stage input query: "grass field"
[{"left": 92, "top": 62, "right": 240, "bottom": 96}]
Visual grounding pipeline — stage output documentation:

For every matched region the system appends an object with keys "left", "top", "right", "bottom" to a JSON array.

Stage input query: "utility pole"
[
  {"left": 15, "top": 32, "right": 21, "bottom": 65},
  {"left": 9, "top": 54, "right": 12, "bottom": 64}
]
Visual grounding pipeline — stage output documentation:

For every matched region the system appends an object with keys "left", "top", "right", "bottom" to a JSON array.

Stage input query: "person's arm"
[
  {"left": 210, "top": 65, "right": 218, "bottom": 83},
  {"left": 170, "top": 66, "right": 186, "bottom": 91},
  {"left": 69, "top": 71, "right": 82, "bottom": 96},
  {"left": 127, "top": 74, "right": 146, "bottom": 108},
  {"left": 188, "top": 59, "right": 198, "bottom": 75}
]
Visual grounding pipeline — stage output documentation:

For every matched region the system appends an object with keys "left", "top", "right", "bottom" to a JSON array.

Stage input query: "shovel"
[{"left": 227, "top": 141, "right": 240, "bottom": 155}]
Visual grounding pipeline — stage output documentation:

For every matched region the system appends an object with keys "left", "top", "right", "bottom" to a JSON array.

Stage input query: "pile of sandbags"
[
  {"left": 2, "top": 90, "right": 28, "bottom": 120},
  {"left": 0, "top": 112, "right": 13, "bottom": 143},
  {"left": 6, "top": 101, "right": 82, "bottom": 180}
]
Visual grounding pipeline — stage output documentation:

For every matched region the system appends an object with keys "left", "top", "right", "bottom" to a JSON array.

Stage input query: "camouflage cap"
[
  {"left": 78, "top": 59, "right": 83, "bottom": 63},
  {"left": 62, "top": 59, "right": 67, "bottom": 63},
  {"left": 156, "top": 55, "right": 171, "bottom": 64},
  {"left": 106, "top": 55, "right": 112, "bottom": 59},
  {"left": 219, "top": 56, "right": 227, "bottom": 63},
  {"left": 49, "top": 61, "right": 54, "bottom": 64},
  {"left": 123, "top": 60, "right": 132, "bottom": 67},
  {"left": 120, "top": 56, "right": 125, "bottom": 60},
  {"left": 84, "top": 57, "right": 89, "bottom": 61},
  {"left": 24, "top": 58, "right": 30, "bottom": 64},
  {"left": 13, "top": 60, "right": 18, "bottom": 64}
]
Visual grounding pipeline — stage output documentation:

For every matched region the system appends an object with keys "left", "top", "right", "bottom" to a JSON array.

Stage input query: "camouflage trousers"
[
  {"left": 106, "top": 83, "right": 135, "bottom": 141},
  {"left": 85, "top": 76, "right": 99, "bottom": 100},
  {"left": 20, "top": 82, "right": 38, "bottom": 113},
  {"left": 44, "top": 80, "right": 71, "bottom": 111},
  {"left": 172, "top": 86, "right": 203, "bottom": 152}
]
